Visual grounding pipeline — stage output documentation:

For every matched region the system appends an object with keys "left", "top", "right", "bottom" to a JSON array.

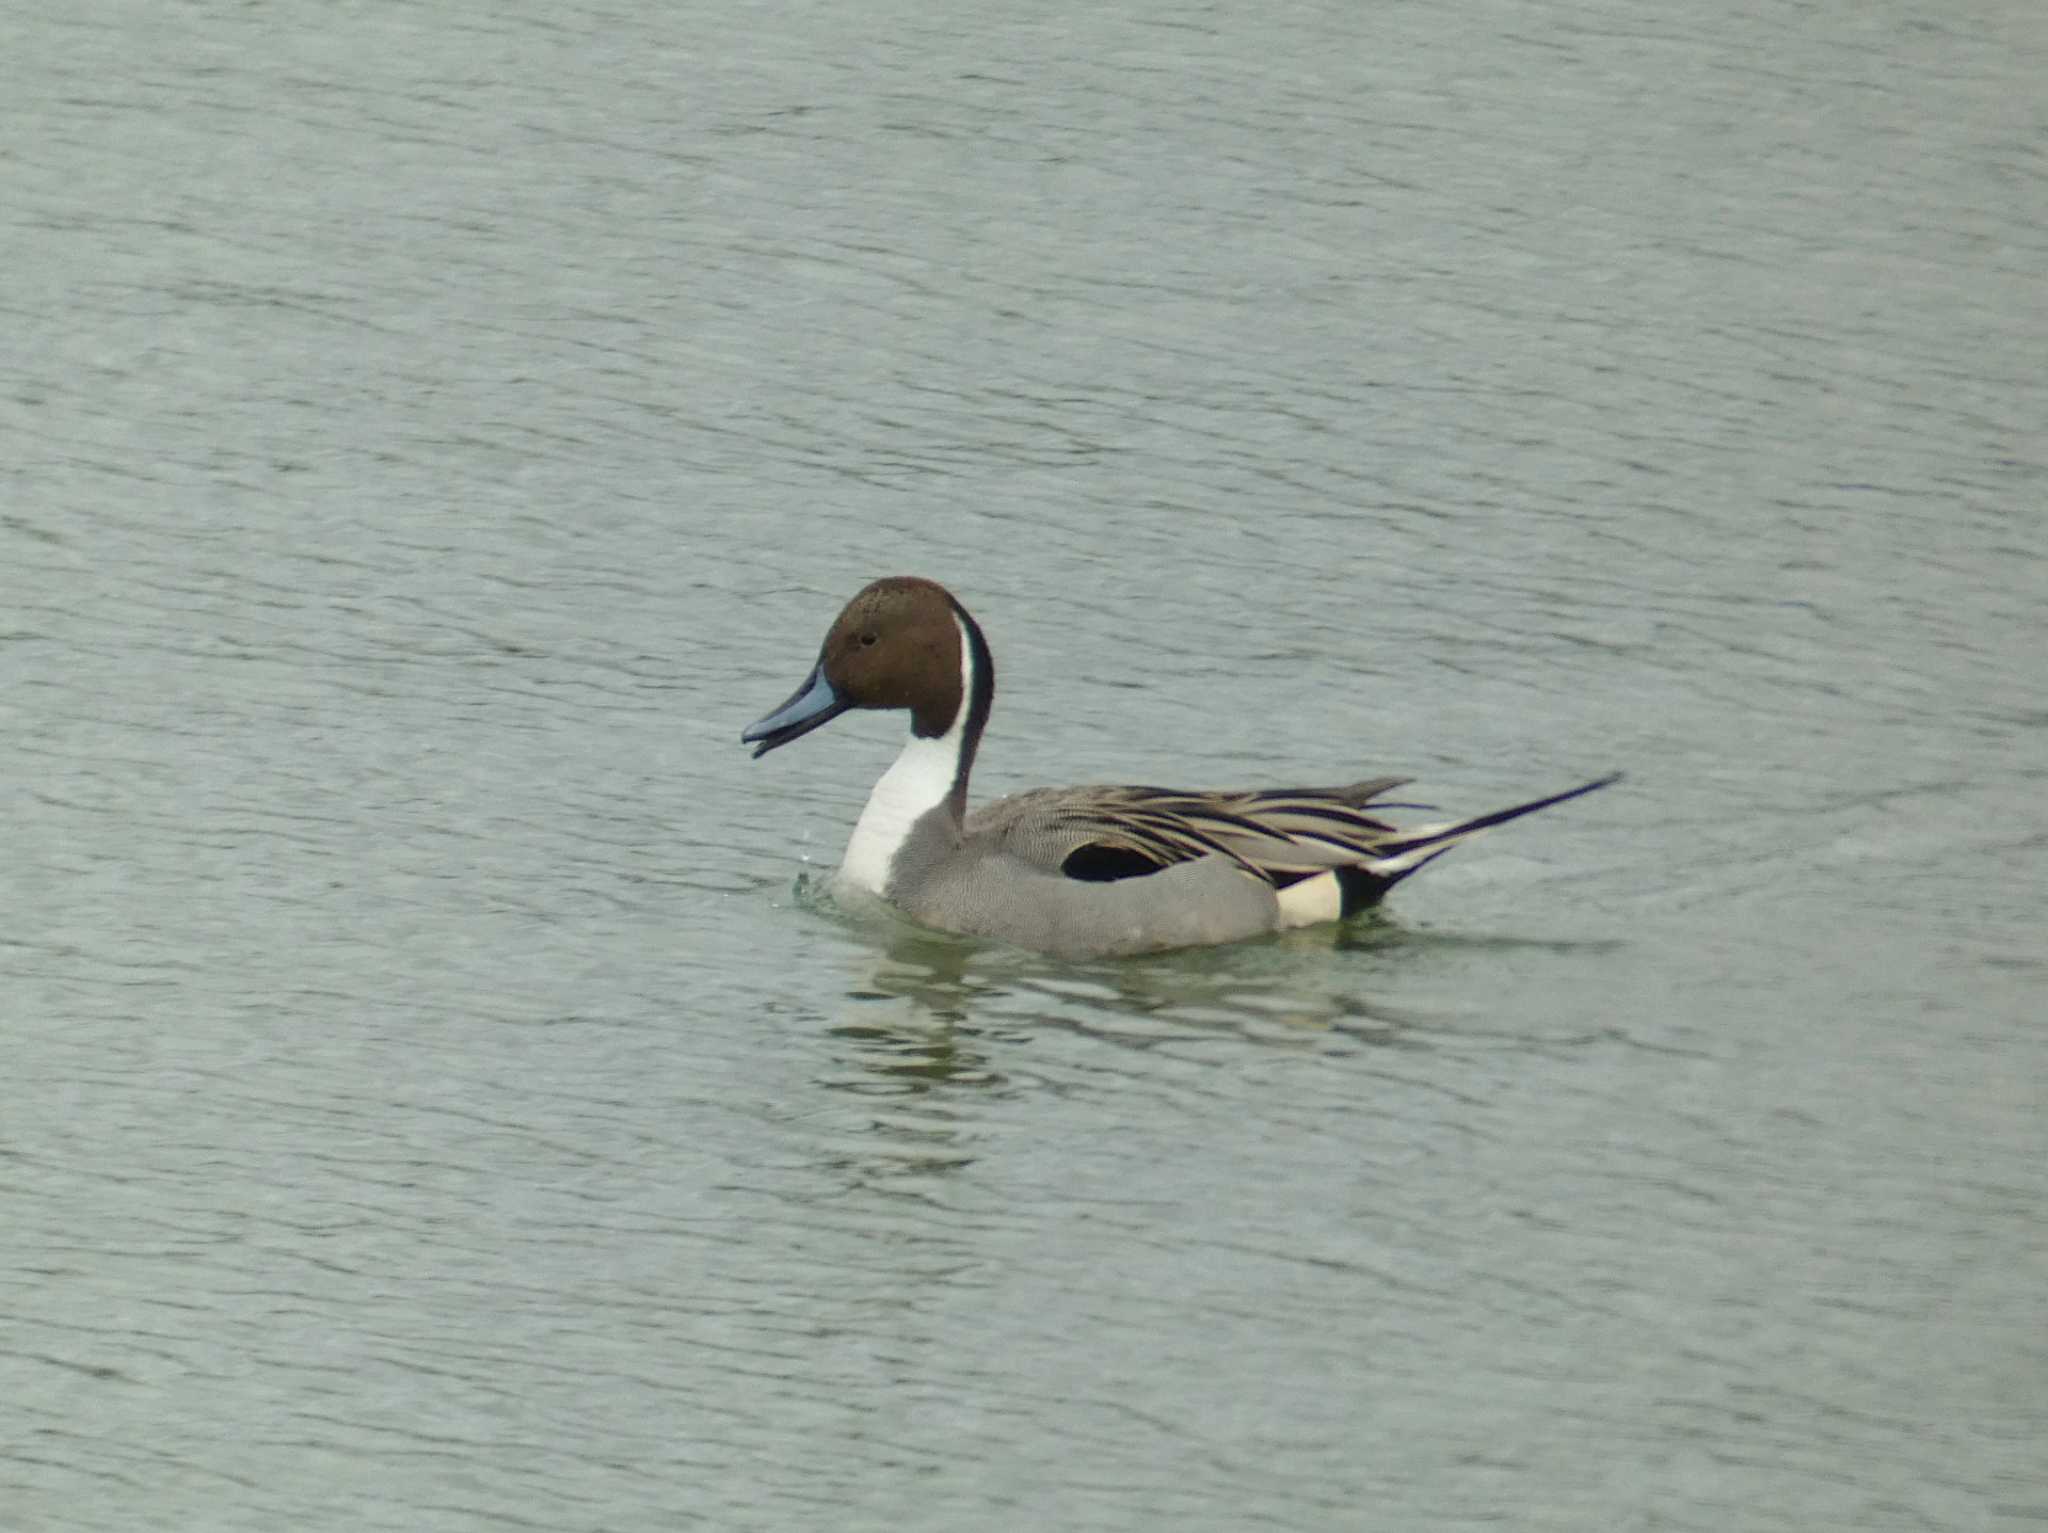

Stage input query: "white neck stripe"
[{"left": 838, "top": 614, "right": 976, "bottom": 896}]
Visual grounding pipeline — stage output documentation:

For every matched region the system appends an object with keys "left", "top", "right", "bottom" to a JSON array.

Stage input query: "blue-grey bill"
[{"left": 742, "top": 663, "right": 851, "bottom": 758}]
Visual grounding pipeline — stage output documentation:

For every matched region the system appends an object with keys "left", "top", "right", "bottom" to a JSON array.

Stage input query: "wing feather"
[{"left": 967, "top": 778, "right": 1423, "bottom": 887}]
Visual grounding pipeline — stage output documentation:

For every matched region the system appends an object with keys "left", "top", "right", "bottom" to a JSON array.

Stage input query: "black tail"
[{"left": 1333, "top": 772, "right": 1621, "bottom": 914}]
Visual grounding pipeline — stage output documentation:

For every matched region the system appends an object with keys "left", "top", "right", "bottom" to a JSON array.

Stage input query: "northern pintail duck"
[{"left": 742, "top": 577, "right": 1616, "bottom": 959}]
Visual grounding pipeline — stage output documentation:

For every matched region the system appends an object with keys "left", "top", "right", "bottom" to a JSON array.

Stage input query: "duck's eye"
[{"left": 859, "top": 632, "right": 878, "bottom": 647}]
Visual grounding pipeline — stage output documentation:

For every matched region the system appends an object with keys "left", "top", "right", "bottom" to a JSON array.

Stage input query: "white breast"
[{"left": 838, "top": 616, "right": 975, "bottom": 896}]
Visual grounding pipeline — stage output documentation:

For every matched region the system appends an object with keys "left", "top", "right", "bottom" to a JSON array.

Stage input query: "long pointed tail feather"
[{"left": 1332, "top": 772, "right": 1621, "bottom": 914}]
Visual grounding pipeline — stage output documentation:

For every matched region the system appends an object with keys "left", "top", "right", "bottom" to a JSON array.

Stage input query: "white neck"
[{"left": 839, "top": 616, "right": 977, "bottom": 896}]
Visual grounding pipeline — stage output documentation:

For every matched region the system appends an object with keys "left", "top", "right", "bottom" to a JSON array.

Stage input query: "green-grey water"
[{"left": 5, "top": 2, "right": 2044, "bottom": 1529}]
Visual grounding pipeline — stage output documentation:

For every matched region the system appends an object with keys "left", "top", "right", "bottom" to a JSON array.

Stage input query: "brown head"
[{"left": 742, "top": 577, "right": 994, "bottom": 758}]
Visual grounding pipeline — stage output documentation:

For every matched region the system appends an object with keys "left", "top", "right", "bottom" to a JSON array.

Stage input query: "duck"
[{"left": 742, "top": 576, "right": 1616, "bottom": 959}]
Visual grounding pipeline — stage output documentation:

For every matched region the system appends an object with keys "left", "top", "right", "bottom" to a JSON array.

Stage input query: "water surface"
[{"left": 5, "top": 2, "right": 2044, "bottom": 1529}]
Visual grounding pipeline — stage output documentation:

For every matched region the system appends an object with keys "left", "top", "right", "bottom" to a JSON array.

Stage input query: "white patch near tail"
[
  {"left": 1281, "top": 774, "right": 1618, "bottom": 922},
  {"left": 1275, "top": 870, "right": 1344, "bottom": 928},
  {"left": 1364, "top": 838, "right": 1465, "bottom": 878},
  {"left": 839, "top": 616, "right": 974, "bottom": 896}
]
